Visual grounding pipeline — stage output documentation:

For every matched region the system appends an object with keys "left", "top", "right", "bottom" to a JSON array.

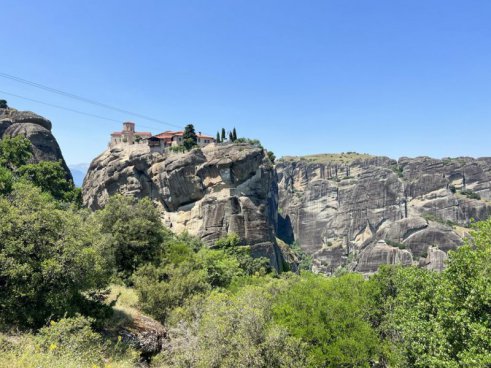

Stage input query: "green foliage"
[
  {"left": 97, "top": 195, "right": 168, "bottom": 282},
  {"left": 267, "top": 150, "right": 276, "bottom": 164},
  {"left": 391, "top": 164, "right": 404, "bottom": 178},
  {"left": 0, "top": 183, "right": 111, "bottom": 328},
  {"left": 272, "top": 273, "right": 382, "bottom": 367},
  {"left": 369, "top": 219, "right": 491, "bottom": 366},
  {"left": 183, "top": 124, "right": 198, "bottom": 150},
  {"left": 0, "top": 99, "right": 7, "bottom": 109},
  {"left": 156, "top": 277, "right": 306, "bottom": 368},
  {"left": 234, "top": 137, "right": 263, "bottom": 148},
  {"left": 18, "top": 161, "right": 81, "bottom": 204},
  {"left": 221, "top": 127, "right": 226, "bottom": 141},
  {"left": 0, "top": 316, "right": 137, "bottom": 367},
  {"left": 36, "top": 316, "right": 103, "bottom": 362},
  {"left": 288, "top": 241, "right": 313, "bottom": 271},
  {"left": 169, "top": 144, "right": 186, "bottom": 153},
  {"left": 0, "top": 136, "right": 32, "bottom": 170},
  {"left": 133, "top": 233, "right": 273, "bottom": 323},
  {"left": 232, "top": 127, "right": 237, "bottom": 141},
  {"left": 385, "top": 239, "right": 406, "bottom": 249},
  {"left": 461, "top": 189, "right": 481, "bottom": 200},
  {"left": 422, "top": 212, "right": 456, "bottom": 227},
  {"left": 216, "top": 131, "right": 221, "bottom": 143},
  {"left": 215, "top": 233, "right": 271, "bottom": 276},
  {"left": 0, "top": 165, "right": 14, "bottom": 194},
  {"left": 0, "top": 136, "right": 79, "bottom": 204}
]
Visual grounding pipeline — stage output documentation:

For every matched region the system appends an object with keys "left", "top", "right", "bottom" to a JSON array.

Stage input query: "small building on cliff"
[
  {"left": 110, "top": 122, "right": 216, "bottom": 150},
  {"left": 148, "top": 130, "right": 215, "bottom": 150},
  {"left": 109, "top": 122, "right": 152, "bottom": 146}
]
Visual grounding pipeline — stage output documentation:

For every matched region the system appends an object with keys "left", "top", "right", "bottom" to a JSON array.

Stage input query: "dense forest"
[{"left": 0, "top": 136, "right": 490, "bottom": 367}]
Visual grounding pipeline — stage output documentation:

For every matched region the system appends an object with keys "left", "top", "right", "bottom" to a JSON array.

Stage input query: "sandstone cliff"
[
  {"left": 0, "top": 107, "right": 71, "bottom": 179},
  {"left": 82, "top": 143, "right": 285, "bottom": 270},
  {"left": 276, "top": 153, "right": 491, "bottom": 274}
]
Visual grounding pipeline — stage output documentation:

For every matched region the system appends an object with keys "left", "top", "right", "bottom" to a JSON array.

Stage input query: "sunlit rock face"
[
  {"left": 83, "top": 142, "right": 285, "bottom": 271},
  {"left": 276, "top": 154, "right": 491, "bottom": 274}
]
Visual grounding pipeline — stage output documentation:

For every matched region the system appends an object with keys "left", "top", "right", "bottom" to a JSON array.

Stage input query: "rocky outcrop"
[
  {"left": 83, "top": 143, "right": 285, "bottom": 270},
  {"left": 0, "top": 107, "right": 71, "bottom": 179},
  {"left": 276, "top": 153, "right": 491, "bottom": 274}
]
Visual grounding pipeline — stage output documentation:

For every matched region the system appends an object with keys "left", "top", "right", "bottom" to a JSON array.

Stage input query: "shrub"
[
  {"left": 97, "top": 195, "right": 168, "bottom": 282},
  {"left": 460, "top": 189, "right": 481, "bottom": 200},
  {"left": 0, "top": 183, "right": 111, "bottom": 328},
  {"left": 272, "top": 273, "right": 382, "bottom": 367}
]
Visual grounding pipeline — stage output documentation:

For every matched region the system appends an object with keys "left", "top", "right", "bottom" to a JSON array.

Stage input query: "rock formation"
[
  {"left": 276, "top": 153, "right": 491, "bottom": 274},
  {"left": 0, "top": 107, "right": 71, "bottom": 179},
  {"left": 82, "top": 142, "right": 285, "bottom": 270}
]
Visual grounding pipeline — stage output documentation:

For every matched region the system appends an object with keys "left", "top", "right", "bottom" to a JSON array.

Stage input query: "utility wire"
[
  {"left": 0, "top": 89, "right": 166, "bottom": 132},
  {"left": 0, "top": 72, "right": 182, "bottom": 129}
]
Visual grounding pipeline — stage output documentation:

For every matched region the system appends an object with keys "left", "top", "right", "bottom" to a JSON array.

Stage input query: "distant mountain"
[{"left": 69, "top": 163, "right": 89, "bottom": 187}]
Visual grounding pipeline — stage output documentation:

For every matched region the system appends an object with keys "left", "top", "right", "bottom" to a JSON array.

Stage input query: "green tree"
[
  {"left": 183, "top": 124, "right": 198, "bottom": 150},
  {"left": 97, "top": 195, "right": 167, "bottom": 282},
  {"left": 221, "top": 128, "right": 226, "bottom": 141},
  {"left": 18, "top": 160, "right": 81, "bottom": 204},
  {"left": 232, "top": 127, "right": 237, "bottom": 141},
  {"left": 0, "top": 99, "right": 7, "bottom": 109},
  {"left": 267, "top": 150, "right": 276, "bottom": 164},
  {"left": 0, "top": 135, "right": 32, "bottom": 170},
  {"left": 369, "top": 219, "right": 491, "bottom": 367},
  {"left": 0, "top": 165, "right": 14, "bottom": 194},
  {"left": 216, "top": 132, "right": 221, "bottom": 143},
  {"left": 272, "top": 273, "right": 382, "bottom": 367},
  {"left": 133, "top": 235, "right": 245, "bottom": 323},
  {"left": 0, "top": 182, "right": 111, "bottom": 328}
]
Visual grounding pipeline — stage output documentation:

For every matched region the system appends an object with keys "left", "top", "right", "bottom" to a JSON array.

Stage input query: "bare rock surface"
[
  {"left": 276, "top": 153, "right": 491, "bottom": 274},
  {"left": 83, "top": 143, "right": 285, "bottom": 270},
  {"left": 0, "top": 107, "right": 71, "bottom": 179}
]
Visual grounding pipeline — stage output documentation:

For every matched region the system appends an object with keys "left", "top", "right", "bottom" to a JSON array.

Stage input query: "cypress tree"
[
  {"left": 229, "top": 131, "right": 233, "bottom": 141},
  {"left": 232, "top": 127, "right": 237, "bottom": 141},
  {"left": 221, "top": 128, "right": 226, "bottom": 141},
  {"left": 216, "top": 132, "right": 221, "bottom": 143},
  {"left": 183, "top": 124, "right": 198, "bottom": 150}
]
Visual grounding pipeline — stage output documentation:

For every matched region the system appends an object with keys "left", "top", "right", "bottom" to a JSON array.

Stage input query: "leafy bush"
[
  {"left": 234, "top": 137, "right": 263, "bottom": 148},
  {"left": 272, "top": 273, "right": 382, "bottom": 367},
  {"left": 461, "top": 189, "right": 481, "bottom": 200},
  {"left": 0, "top": 136, "right": 32, "bottom": 170},
  {"left": 97, "top": 195, "right": 168, "bottom": 282},
  {"left": 0, "top": 316, "right": 137, "bottom": 368},
  {"left": 369, "top": 219, "right": 491, "bottom": 366},
  {"left": 18, "top": 161, "right": 81, "bottom": 204},
  {"left": 0, "top": 183, "right": 111, "bottom": 328},
  {"left": 0, "top": 136, "right": 80, "bottom": 203}
]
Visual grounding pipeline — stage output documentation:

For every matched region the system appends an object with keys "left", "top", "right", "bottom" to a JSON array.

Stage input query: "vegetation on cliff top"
[{"left": 281, "top": 152, "right": 374, "bottom": 164}]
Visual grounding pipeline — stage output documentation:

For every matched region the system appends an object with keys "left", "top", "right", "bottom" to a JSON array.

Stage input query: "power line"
[
  {"left": 0, "top": 72, "right": 182, "bottom": 129},
  {"left": 0, "top": 89, "right": 166, "bottom": 132}
]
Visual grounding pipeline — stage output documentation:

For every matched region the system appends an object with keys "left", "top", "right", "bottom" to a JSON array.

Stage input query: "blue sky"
[{"left": 2, "top": 0, "right": 491, "bottom": 165}]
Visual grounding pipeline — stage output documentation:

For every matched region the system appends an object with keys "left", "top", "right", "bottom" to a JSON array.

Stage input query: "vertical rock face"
[
  {"left": 82, "top": 143, "right": 285, "bottom": 270},
  {"left": 0, "top": 107, "right": 72, "bottom": 180},
  {"left": 276, "top": 153, "right": 491, "bottom": 274}
]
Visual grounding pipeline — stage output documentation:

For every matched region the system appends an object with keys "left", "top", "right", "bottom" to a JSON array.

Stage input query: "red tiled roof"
[{"left": 153, "top": 130, "right": 215, "bottom": 141}]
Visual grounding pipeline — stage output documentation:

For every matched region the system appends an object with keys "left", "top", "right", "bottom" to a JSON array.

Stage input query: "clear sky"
[{"left": 1, "top": 0, "right": 491, "bottom": 165}]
